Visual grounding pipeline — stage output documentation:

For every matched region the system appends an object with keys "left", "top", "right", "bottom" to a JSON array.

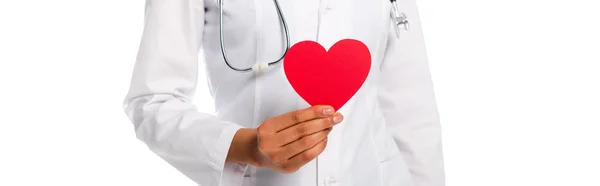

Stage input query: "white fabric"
[{"left": 122, "top": 0, "right": 445, "bottom": 186}]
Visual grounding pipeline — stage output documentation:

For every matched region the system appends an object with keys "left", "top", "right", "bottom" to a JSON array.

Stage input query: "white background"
[{"left": 1, "top": 0, "right": 599, "bottom": 185}]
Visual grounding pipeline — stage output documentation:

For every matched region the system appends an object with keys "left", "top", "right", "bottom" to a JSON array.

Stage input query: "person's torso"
[{"left": 200, "top": 0, "right": 412, "bottom": 185}]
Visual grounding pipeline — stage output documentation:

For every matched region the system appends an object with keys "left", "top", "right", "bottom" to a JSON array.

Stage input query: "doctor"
[{"left": 123, "top": 0, "right": 444, "bottom": 185}]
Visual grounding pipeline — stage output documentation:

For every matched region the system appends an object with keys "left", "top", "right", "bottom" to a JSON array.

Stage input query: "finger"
[
  {"left": 281, "top": 128, "right": 331, "bottom": 159},
  {"left": 276, "top": 113, "right": 342, "bottom": 147},
  {"left": 281, "top": 138, "right": 328, "bottom": 173},
  {"left": 270, "top": 105, "right": 335, "bottom": 132}
]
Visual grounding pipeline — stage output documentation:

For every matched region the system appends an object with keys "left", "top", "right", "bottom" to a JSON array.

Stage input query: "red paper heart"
[{"left": 284, "top": 39, "right": 371, "bottom": 111}]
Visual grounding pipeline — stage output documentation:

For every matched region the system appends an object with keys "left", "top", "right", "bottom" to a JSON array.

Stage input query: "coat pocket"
[
  {"left": 379, "top": 153, "right": 413, "bottom": 186},
  {"left": 371, "top": 127, "right": 413, "bottom": 186}
]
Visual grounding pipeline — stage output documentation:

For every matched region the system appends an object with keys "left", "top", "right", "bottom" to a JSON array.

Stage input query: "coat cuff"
[{"left": 213, "top": 123, "right": 250, "bottom": 186}]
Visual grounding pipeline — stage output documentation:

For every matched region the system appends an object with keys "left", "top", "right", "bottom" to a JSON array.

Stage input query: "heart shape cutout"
[{"left": 284, "top": 39, "right": 371, "bottom": 111}]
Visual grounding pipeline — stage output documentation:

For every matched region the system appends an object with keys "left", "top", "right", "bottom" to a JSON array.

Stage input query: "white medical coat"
[{"left": 123, "top": 0, "right": 445, "bottom": 185}]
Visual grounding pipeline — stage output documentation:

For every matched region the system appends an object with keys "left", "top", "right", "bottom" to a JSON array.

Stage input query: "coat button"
[
  {"left": 324, "top": 176, "right": 339, "bottom": 186},
  {"left": 322, "top": 6, "right": 332, "bottom": 14}
]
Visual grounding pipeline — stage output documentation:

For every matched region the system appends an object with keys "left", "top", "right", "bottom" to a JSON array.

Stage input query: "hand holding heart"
[
  {"left": 226, "top": 39, "right": 370, "bottom": 174},
  {"left": 252, "top": 39, "right": 369, "bottom": 173},
  {"left": 252, "top": 105, "right": 343, "bottom": 173}
]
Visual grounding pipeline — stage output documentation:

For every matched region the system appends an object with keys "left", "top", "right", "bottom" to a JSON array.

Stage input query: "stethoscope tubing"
[
  {"left": 218, "top": 0, "right": 291, "bottom": 72},
  {"left": 217, "top": 0, "right": 407, "bottom": 72}
]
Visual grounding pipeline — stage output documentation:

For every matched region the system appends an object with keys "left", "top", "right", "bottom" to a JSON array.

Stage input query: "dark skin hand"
[{"left": 226, "top": 105, "right": 343, "bottom": 173}]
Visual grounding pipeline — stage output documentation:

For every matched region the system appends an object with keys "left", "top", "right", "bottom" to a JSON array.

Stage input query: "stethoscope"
[{"left": 218, "top": 0, "right": 409, "bottom": 72}]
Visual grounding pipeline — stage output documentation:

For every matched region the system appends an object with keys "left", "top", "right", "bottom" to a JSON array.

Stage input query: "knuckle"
[
  {"left": 314, "top": 107, "right": 323, "bottom": 116},
  {"left": 303, "top": 150, "right": 317, "bottom": 161},
  {"left": 309, "top": 134, "right": 323, "bottom": 144},
  {"left": 303, "top": 141, "right": 327, "bottom": 160},
  {"left": 256, "top": 125, "right": 268, "bottom": 137},
  {"left": 291, "top": 111, "right": 301, "bottom": 123},
  {"left": 316, "top": 132, "right": 328, "bottom": 141},
  {"left": 298, "top": 137, "right": 309, "bottom": 147},
  {"left": 294, "top": 125, "right": 307, "bottom": 136},
  {"left": 323, "top": 117, "right": 334, "bottom": 126}
]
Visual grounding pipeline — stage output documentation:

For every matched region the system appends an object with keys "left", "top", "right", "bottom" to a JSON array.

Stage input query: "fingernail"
[
  {"left": 323, "top": 107, "right": 334, "bottom": 115},
  {"left": 333, "top": 115, "right": 342, "bottom": 123}
]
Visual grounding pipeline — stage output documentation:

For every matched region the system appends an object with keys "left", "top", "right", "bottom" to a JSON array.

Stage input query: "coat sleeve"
[
  {"left": 122, "top": 0, "right": 247, "bottom": 185},
  {"left": 378, "top": 0, "right": 446, "bottom": 185}
]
